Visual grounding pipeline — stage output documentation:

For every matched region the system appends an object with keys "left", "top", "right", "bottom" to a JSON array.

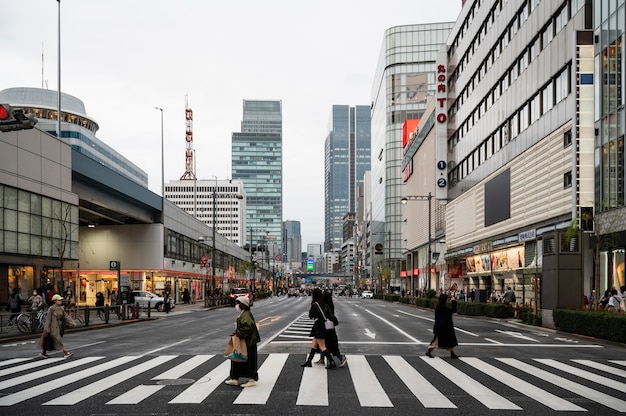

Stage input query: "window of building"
[
  {"left": 563, "top": 171, "right": 572, "bottom": 188},
  {"left": 564, "top": 129, "right": 572, "bottom": 147}
]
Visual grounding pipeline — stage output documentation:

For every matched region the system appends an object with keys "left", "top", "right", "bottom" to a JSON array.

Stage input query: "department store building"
[{"left": 402, "top": 0, "right": 616, "bottom": 326}]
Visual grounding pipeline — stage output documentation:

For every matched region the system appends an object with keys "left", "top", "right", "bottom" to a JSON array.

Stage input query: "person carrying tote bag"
[
  {"left": 224, "top": 296, "right": 260, "bottom": 388},
  {"left": 300, "top": 288, "right": 336, "bottom": 369}
]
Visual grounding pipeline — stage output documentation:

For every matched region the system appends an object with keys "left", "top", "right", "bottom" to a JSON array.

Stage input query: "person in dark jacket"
[
  {"left": 315, "top": 290, "right": 347, "bottom": 367},
  {"left": 301, "top": 288, "right": 336, "bottom": 369},
  {"left": 426, "top": 293, "right": 459, "bottom": 358},
  {"left": 224, "top": 296, "right": 260, "bottom": 387}
]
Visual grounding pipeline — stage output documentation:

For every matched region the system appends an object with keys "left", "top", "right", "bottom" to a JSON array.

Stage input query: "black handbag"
[{"left": 43, "top": 335, "right": 55, "bottom": 351}]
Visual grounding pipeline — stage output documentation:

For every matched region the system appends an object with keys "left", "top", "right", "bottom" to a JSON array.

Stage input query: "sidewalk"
[{"left": 0, "top": 300, "right": 226, "bottom": 344}]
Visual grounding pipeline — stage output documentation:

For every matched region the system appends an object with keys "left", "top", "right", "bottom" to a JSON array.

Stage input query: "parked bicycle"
[{"left": 15, "top": 309, "right": 46, "bottom": 334}]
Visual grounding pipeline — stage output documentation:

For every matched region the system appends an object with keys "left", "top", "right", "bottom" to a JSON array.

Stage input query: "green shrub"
[{"left": 553, "top": 309, "right": 626, "bottom": 343}]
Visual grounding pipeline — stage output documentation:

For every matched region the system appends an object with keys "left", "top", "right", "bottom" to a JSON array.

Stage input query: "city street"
[{"left": 1, "top": 296, "right": 625, "bottom": 415}]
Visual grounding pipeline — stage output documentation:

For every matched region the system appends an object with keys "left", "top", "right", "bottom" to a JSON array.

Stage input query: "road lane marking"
[
  {"left": 106, "top": 385, "right": 165, "bottom": 405},
  {"left": 364, "top": 328, "right": 376, "bottom": 339},
  {"left": 153, "top": 354, "right": 213, "bottom": 379},
  {"left": 0, "top": 357, "right": 65, "bottom": 377},
  {"left": 296, "top": 362, "right": 328, "bottom": 406},
  {"left": 235, "top": 353, "right": 288, "bottom": 404},
  {"left": 384, "top": 355, "right": 456, "bottom": 408},
  {"left": 348, "top": 355, "right": 393, "bottom": 407},
  {"left": 0, "top": 357, "right": 103, "bottom": 391},
  {"left": 462, "top": 357, "right": 584, "bottom": 411},
  {"left": 422, "top": 356, "right": 521, "bottom": 410},
  {"left": 498, "top": 357, "right": 626, "bottom": 412},
  {"left": 0, "top": 358, "right": 30, "bottom": 368},
  {"left": 0, "top": 356, "right": 138, "bottom": 406},
  {"left": 43, "top": 355, "right": 178, "bottom": 405},
  {"left": 397, "top": 309, "right": 479, "bottom": 336},
  {"left": 495, "top": 329, "right": 539, "bottom": 342},
  {"left": 536, "top": 358, "right": 626, "bottom": 393},
  {"left": 363, "top": 309, "right": 422, "bottom": 344},
  {"left": 169, "top": 360, "right": 230, "bottom": 404}
]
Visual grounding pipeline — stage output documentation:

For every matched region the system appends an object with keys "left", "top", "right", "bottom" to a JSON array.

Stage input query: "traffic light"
[{"left": 0, "top": 104, "right": 38, "bottom": 132}]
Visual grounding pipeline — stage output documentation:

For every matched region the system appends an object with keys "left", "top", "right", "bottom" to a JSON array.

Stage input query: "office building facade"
[
  {"left": 283, "top": 220, "right": 302, "bottom": 265},
  {"left": 232, "top": 100, "right": 283, "bottom": 260},
  {"left": 165, "top": 179, "right": 247, "bottom": 246},
  {"left": 593, "top": 0, "right": 626, "bottom": 295},
  {"left": 369, "top": 23, "right": 454, "bottom": 289},
  {"left": 324, "top": 105, "right": 371, "bottom": 252},
  {"left": 426, "top": 0, "right": 594, "bottom": 323}
]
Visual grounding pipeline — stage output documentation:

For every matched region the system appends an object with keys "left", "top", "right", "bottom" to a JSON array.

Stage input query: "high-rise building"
[
  {"left": 165, "top": 179, "right": 247, "bottom": 246},
  {"left": 232, "top": 100, "right": 283, "bottom": 259},
  {"left": 422, "top": 0, "right": 595, "bottom": 317},
  {"left": 283, "top": 220, "right": 302, "bottom": 265},
  {"left": 324, "top": 105, "right": 371, "bottom": 252},
  {"left": 370, "top": 23, "right": 454, "bottom": 283},
  {"left": 593, "top": 1, "right": 626, "bottom": 293}
]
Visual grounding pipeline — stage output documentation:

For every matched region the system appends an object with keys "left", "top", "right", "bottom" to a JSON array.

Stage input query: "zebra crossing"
[{"left": 1, "top": 352, "right": 626, "bottom": 411}]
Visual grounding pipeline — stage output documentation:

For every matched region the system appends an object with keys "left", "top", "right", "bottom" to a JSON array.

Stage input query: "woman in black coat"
[
  {"left": 426, "top": 293, "right": 459, "bottom": 358},
  {"left": 301, "top": 288, "right": 336, "bottom": 369}
]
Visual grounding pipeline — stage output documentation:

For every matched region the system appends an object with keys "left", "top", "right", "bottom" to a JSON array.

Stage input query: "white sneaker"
[
  {"left": 224, "top": 379, "right": 240, "bottom": 386},
  {"left": 240, "top": 380, "right": 256, "bottom": 388}
]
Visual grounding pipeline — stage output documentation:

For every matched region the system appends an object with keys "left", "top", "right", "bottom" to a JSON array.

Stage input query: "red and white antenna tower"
[{"left": 180, "top": 95, "right": 197, "bottom": 180}]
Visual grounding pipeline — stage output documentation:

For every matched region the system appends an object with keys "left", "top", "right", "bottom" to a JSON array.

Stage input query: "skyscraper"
[
  {"left": 282, "top": 220, "right": 302, "bottom": 265},
  {"left": 370, "top": 23, "right": 454, "bottom": 274},
  {"left": 232, "top": 100, "right": 283, "bottom": 258},
  {"left": 324, "top": 105, "right": 371, "bottom": 252}
]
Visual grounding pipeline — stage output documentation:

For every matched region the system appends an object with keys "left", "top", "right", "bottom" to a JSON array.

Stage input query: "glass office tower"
[
  {"left": 232, "top": 100, "right": 283, "bottom": 256},
  {"left": 324, "top": 105, "right": 371, "bottom": 252},
  {"left": 370, "top": 23, "right": 453, "bottom": 268}
]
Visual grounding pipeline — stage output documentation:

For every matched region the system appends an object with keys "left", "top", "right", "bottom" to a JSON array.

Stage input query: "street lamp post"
[
  {"left": 212, "top": 176, "right": 217, "bottom": 293},
  {"left": 155, "top": 107, "right": 164, "bottom": 205},
  {"left": 401, "top": 192, "right": 433, "bottom": 291}
]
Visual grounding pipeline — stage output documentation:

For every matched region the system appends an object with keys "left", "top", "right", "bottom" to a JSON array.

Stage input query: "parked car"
[
  {"left": 361, "top": 290, "right": 373, "bottom": 299},
  {"left": 229, "top": 287, "right": 253, "bottom": 306},
  {"left": 131, "top": 291, "right": 172, "bottom": 311}
]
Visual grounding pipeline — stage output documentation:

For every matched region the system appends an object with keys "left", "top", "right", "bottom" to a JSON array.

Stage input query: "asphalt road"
[{"left": 1, "top": 295, "right": 625, "bottom": 415}]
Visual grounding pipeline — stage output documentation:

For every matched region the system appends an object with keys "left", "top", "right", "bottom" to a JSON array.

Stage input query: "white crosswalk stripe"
[
  {"left": 0, "top": 354, "right": 625, "bottom": 411},
  {"left": 498, "top": 357, "right": 626, "bottom": 412}
]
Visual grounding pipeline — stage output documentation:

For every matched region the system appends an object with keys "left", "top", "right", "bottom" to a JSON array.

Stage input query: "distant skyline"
[{"left": 0, "top": 0, "right": 462, "bottom": 248}]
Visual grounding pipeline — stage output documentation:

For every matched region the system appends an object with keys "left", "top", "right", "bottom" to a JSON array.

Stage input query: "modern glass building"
[
  {"left": 0, "top": 87, "right": 148, "bottom": 187},
  {"left": 324, "top": 105, "right": 371, "bottom": 252},
  {"left": 232, "top": 100, "right": 283, "bottom": 258},
  {"left": 369, "top": 23, "right": 454, "bottom": 283},
  {"left": 282, "top": 220, "right": 302, "bottom": 265},
  {"left": 594, "top": 0, "right": 626, "bottom": 292}
]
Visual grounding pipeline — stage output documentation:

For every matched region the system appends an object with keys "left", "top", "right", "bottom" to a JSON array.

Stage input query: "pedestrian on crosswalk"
[
  {"left": 38, "top": 294, "right": 75, "bottom": 359},
  {"left": 301, "top": 288, "right": 336, "bottom": 369},
  {"left": 224, "top": 296, "right": 260, "bottom": 388},
  {"left": 315, "top": 290, "right": 347, "bottom": 368},
  {"left": 426, "top": 293, "right": 459, "bottom": 359}
]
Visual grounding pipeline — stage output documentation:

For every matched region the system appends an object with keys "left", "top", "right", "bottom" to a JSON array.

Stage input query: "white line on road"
[{"left": 363, "top": 308, "right": 423, "bottom": 344}]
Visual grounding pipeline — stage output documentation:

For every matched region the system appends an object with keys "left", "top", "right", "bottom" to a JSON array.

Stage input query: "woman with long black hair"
[
  {"left": 301, "top": 288, "right": 336, "bottom": 369},
  {"left": 426, "top": 293, "right": 459, "bottom": 358}
]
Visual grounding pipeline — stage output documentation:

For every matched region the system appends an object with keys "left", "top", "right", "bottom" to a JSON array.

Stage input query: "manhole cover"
[{"left": 156, "top": 378, "right": 195, "bottom": 385}]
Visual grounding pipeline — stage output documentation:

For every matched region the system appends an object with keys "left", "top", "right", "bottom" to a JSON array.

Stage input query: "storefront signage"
[
  {"left": 435, "top": 48, "right": 449, "bottom": 201},
  {"left": 518, "top": 229, "right": 536, "bottom": 242}
]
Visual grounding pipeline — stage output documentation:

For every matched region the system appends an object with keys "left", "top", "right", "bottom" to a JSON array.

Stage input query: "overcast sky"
[{"left": 1, "top": 0, "right": 462, "bottom": 248}]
